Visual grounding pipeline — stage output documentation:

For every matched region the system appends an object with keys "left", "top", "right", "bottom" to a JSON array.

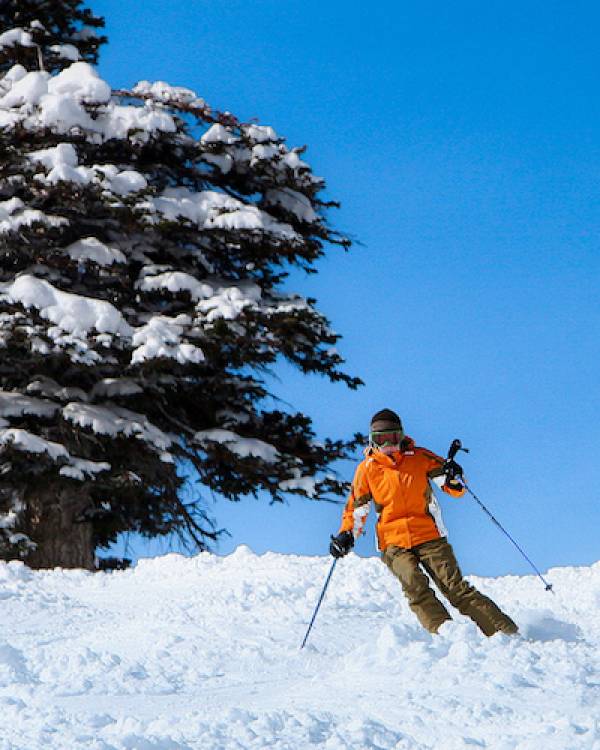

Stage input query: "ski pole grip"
[{"left": 448, "top": 439, "right": 462, "bottom": 461}]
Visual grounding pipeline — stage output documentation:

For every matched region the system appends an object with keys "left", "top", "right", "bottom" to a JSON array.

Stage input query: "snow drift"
[{"left": 0, "top": 549, "right": 598, "bottom": 749}]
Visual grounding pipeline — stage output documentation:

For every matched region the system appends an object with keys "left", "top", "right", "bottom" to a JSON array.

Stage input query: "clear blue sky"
[{"left": 96, "top": 0, "right": 600, "bottom": 577}]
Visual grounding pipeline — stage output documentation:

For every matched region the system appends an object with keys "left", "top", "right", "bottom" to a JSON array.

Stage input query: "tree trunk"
[{"left": 22, "top": 486, "right": 95, "bottom": 570}]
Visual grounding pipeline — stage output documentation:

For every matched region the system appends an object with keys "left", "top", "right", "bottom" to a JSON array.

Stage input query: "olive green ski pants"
[{"left": 382, "top": 537, "right": 518, "bottom": 636}]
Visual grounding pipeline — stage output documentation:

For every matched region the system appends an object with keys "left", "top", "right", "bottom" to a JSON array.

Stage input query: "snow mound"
[{"left": 0, "top": 552, "right": 598, "bottom": 749}]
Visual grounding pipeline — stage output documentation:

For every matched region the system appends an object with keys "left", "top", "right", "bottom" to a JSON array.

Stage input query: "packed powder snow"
[{"left": 0, "top": 549, "right": 598, "bottom": 749}]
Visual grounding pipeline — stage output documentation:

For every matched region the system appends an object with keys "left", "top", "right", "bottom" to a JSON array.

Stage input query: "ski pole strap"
[
  {"left": 464, "top": 483, "right": 554, "bottom": 594},
  {"left": 300, "top": 557, "right": 338, "bottom": 649}
]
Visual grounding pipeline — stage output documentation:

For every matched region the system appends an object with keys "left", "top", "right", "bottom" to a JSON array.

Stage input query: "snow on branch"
[
  {"left": 64, "top": 237, "right": 126, "bottom": 266},
  {"left": 242, "top": 124, "right": 279, "bottom": 143},
  {"left": 194, "top": 429, "right": 279, "bottom": 463},
  {"left": 145, "top": 187, "right": 300, "bottom": 241},
  {"left": 131, "top": 315, "right": 205, "bottom": 365},
  {"left": 0, "top": 276, "right": 133, "bottom": 339},
  {"left": 59, "top": 457, "right": 111, "bottom": 481},
  {"left": 0, "top": 427, "right": 110, "bottom": 481},
  {"left": 48, "top": 44, "right": 81, "bottom": 62},
  {"left": 137, "top": 270, "right": 262, "bottom": 321},
  {"left": 0, "top": 62, "right": 176, "bottom": 141},
  {"left": 90, "top": 379, "right": 143, "bottom": 399},
  {"left": 0, "top": 391, "right": 58, "bottom": 419},
  {"left": 264, "top": 188, "right": 318, "bottom": 224},
  {"left": 26, "top": 377, "right": 89, "bottom": 403},
  {"left": 278, "top": 470, "right": 318, "bottom": 497},
  {"left": 201, "top": 124, "right": 240, "bottom": 146},
  {"left": 0, "top": 428, "right": 69, "bottom": 461},
  {"left": 0, "top": 198, "right": 67, "bottom": 234},
  {"left": 0, "top": 273, "right": 263, "bottom": 366},
  {"left": 132, "top": 80, "right": 207, "bottom": 109},
  {"left": 196, "top": 285, "right": 262, "bottom": 322},
  {"left": 62, "top": 402, "right": 174, "bottom": 456},
  {"left": 27, "top": 143, "right": 148, "bottom": 197},
  {"left": 0, "top": 29, "right": 35, "bottom": 51}
]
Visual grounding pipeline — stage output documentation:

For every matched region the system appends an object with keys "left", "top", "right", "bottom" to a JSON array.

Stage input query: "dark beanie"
[{"left": 370, "top": 408, "right": 403, "bottom": 432}]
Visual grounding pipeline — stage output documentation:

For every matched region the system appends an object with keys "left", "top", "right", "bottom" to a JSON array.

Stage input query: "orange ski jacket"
[{"left": 338, "top": 438, "right": 465, "bottom": 551}]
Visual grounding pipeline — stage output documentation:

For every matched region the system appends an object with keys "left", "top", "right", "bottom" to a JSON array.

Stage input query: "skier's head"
[{"left": 369, "top": 409, "right": 404, "bottom": 455}]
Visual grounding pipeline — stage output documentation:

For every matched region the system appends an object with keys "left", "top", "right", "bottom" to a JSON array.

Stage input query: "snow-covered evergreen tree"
[{"left": 0, "top": 1, "right": 361, "bottom": 568}]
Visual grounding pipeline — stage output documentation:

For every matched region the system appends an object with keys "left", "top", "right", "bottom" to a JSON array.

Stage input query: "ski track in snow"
[{"left": 0, "top": 549, "right": 598, "bottom": 749}]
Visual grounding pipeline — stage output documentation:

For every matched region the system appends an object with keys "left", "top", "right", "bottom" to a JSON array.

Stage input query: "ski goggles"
[{"left": 369, "top": 430, "right": 402, "bottom": 447}]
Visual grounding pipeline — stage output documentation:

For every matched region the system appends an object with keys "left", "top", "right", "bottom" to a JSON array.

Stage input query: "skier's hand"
[
  {"left": 442, "top": 459, "right": 463, "bottom": 480},
  {"left": 329, "top": 531, "right": 354, "bottom": 559}
]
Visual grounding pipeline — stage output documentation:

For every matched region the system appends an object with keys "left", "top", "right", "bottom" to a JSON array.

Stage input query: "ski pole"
[
  {"left": 447, "top": 439, "right": 554, "bottom": 594},
  {"left": 300, "top": 557, "right": 337, "bottom": 649}
]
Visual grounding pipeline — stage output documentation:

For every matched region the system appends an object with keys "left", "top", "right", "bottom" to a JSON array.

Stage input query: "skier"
[{"left": 330, "top": 409, "right": 518, "bottom": 636}]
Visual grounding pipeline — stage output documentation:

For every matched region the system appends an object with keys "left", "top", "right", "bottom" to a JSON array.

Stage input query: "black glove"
[
  {"left": 329, "top": 531, "right": 354, "bottom": 559},
  {"left": 442, "top": 459, "right": 463, "bottom": 481}
]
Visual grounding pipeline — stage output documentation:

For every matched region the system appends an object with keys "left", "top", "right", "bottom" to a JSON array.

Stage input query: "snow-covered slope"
[{"left": 0, "top": 549, "right": 598, "bottom": 749}]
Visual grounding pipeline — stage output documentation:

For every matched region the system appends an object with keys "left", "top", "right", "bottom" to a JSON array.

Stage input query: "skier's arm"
[
  {"left": 339, "top": 462, "right": 372, "bottom": 538},
  {"left": 426, "top": 452, "right": 466, "bottom": 498}
]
